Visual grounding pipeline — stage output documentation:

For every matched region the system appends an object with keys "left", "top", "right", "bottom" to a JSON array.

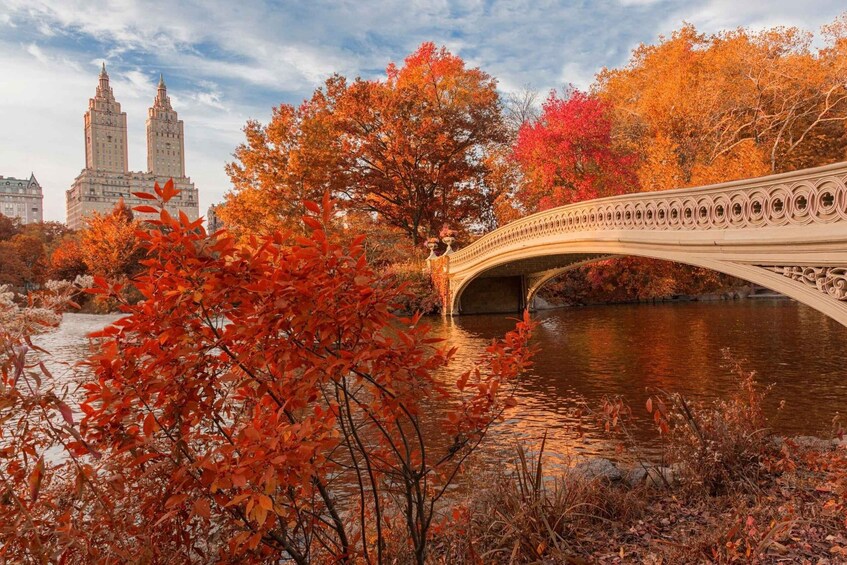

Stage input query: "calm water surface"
[{"left": 39, "top": 300, "right": 847, "bottom": 465}]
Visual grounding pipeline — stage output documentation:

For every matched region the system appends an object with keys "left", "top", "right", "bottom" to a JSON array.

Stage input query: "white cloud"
[
  {"left": 654, "top": 0, "right": 844, "bottom": 37},
  {"left": 36, "top": 22, "right": 56, "bottom": 37},
  {"left": 25, "top": 43, "right": 49, "bottom": 64},
  {"left": 558, "top": 62, "right": 596, "bottom": 92}
]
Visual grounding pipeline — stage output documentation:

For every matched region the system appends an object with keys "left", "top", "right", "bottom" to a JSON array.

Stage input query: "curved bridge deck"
[{"left": 439, "top": 162, "right": 847, "bottom": 326}]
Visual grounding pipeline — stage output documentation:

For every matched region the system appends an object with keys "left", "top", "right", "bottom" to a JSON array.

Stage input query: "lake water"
[{"left": 36, "top": 300, "right": 847, "bottom": 465}]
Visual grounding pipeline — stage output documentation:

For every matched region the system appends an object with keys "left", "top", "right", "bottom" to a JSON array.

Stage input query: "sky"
[{"left": 1, "top": 0, "right": 845, "bottom": 223}]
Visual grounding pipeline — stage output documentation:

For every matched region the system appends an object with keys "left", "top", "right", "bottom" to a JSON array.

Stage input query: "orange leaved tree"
[
  {"left": 79, "top": 198, "right": 144, "bottom": 279},
  {"left": 333, "top": 42, "right": 506, "bottom": 243},
  {"left": 1, "top": 180, "right": 534, "bottom": 564},
  {"left": 223, "top": 43, "right": 507, "bottom": 244},
  {"left": 222, "top": 90, "right": 345, "bottom": 236}
]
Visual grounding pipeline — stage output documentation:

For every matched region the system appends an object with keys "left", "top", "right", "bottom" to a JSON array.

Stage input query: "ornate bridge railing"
[{"left": 449, "top": 162, "right": 847, "bottom": 272}]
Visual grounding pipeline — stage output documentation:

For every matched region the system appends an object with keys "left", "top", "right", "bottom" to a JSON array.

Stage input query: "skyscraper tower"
[
  {"left": 84, "top": 63, "right": 129, "bottom": 173},
  {"left": 146, "top": 74, "right": 186, "bottom": 178}
]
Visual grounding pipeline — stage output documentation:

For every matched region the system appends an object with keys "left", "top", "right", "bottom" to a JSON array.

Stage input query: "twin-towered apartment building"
[{"left": 65, "top": 64, "right": 200, "bottom": 229}]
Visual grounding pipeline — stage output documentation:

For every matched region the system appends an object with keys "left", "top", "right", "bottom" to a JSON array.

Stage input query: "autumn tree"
[
  {"left": 49, "top": 235, "right": 89, "bottom": 281},
  {"left": 0, "top": 234, "right": 48, "bottom": 290},
  {"left": 79, "top": 198, "right": 143, "bottom": 279},
  {"left": 503, "top": 86, "right": 541, "bottom": 137},
  {"left": 19, "top": 221, "right": 72, "bottom": 246},
  {"left": 597, "top": 19, "right": 847, "bottom": 190},
  {"left": 0, "top": 241, "right": 29, "bottom": 287},
  {"left": 333, "top": 43, "right": 506, "bottom": 241},
  {"left": 0, "top": 214, "right": 21, "bottom": 240},
  {"left": 0, "top": 218, "right": 71, "bottom": 289},
  {"left": 224, "top": 43, "right": 507, "bottom": 244},
  {"left": 512, "top": 89, "right": 638, "bottom": 212}
]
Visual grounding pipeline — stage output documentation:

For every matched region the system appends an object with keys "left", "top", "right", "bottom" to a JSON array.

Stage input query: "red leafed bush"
[{"left": 49, "top": 180, "right": 533, "bottom": 564}]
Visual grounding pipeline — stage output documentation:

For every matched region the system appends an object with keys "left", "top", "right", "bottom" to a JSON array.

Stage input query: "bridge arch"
[{"left": 441, "top": 162, "right": 847, "bottom": 326}]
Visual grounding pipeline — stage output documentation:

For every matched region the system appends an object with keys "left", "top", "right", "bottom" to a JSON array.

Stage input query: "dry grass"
[{"left": 428, "top": 435, "right": 645, "bottom": 564}]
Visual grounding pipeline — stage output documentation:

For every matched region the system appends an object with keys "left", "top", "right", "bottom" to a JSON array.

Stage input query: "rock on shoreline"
[{"left": 569, "top": 435, "right": 845, "bottom": 489}]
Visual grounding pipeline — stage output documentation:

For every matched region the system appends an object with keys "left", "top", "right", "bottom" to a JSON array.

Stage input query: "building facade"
[
  {"left": 0, "top": 174, "right": 43, "bottom": 224},
  {"left": 66, "top": 64, "right": 199, "bottom": 229},
  {"left": 206, "top": 203, "right": 223, "bottom": 233}
]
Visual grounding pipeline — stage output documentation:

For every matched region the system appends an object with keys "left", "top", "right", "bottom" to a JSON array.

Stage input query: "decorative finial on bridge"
[
  {"left": 425, "top": 237, "right": 440, "bottom": 261},
  {"left": 440, "top": 225, "right": 457, "bottom": 255}
]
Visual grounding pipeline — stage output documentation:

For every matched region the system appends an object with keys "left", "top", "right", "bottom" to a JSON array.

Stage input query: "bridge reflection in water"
[{"left": 436, "top": 162, "right": 847, "bottom": 326}]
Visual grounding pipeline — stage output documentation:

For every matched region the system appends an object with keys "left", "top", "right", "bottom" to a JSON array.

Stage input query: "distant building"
[
  {"left": 207, "top": 203, "right": 223, "bottom": 233},
  {"left": 66, "top": 64, "right": 199, "bottom": 229},
  {"left": 0, "top": 173, "right": 43, "bottom": 224}
]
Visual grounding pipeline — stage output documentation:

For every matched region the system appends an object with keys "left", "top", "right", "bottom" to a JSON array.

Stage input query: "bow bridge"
[{"left": 434, "top": 161, "right": 847, "bottom": 327}]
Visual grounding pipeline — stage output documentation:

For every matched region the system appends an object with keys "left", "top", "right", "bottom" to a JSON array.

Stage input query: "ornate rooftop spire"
[
  {"left": 97, "top": 61, "right": 112, "bottom": 98},
  {"left": 153, "top": 72, "right": 171, "bottom": 109}
]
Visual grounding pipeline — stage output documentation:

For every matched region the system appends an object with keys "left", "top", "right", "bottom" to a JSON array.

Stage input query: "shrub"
[
  {"left": 382, "top": 259, "right": 442, "bottom": 315},
  {"left": 648, "top": 350, "right": 776, "bottom": 494},
  {"left": 434, "top": 435, "right": 644, "bottom": 563}
]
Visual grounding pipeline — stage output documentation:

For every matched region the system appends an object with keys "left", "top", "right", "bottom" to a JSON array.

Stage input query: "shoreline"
[{"left": 534, "top": 284, "right": 789, "bottom": 311}]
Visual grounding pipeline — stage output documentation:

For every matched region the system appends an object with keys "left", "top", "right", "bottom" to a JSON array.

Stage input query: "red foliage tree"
[
  {"left": 513, "top": 90, "right": 638, "bottom": 212},
  {"left": 334, "top": 43, "right": 506, "bottom": 242}
]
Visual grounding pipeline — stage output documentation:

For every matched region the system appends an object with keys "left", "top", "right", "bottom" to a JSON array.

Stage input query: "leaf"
[
  {"left": 132, "top": 453, "right": 160, "bottom": 466},
  {"left": 56, "top": 400, "right": 74, "bottom": 426},
  {"left": 247, "top": 532, "right": 263, "bottom": 550},
  {"left": 225, "top": 493, "right": 251, "bottom": 507},
  {"left": 133, "top": 205, "right": 160, "bottom": 214},
  {"left": 302, "top": 216, "right": 323, "bottom": 230},
  {"left": 132, "top": 191, "right": 157, "bottom": 200},
  {"left": 194, "top": 498, "right": 211, "bottom": 519},
  {"left": 143, "top": 412, "right": 157, "bottom": 437},
  {"left": 37, "top": 361, "right": 53, "bottom": 379},
  {"left": 646, "top": 397, "right": 653, "bottom": 414},
  {"left": 257, "top": 493, "right": 273, "bottom": 511},
  {"left": 29, "top": 458, "right": 45, "bottom": 502},
  {"left": 165, "top": 493, "right": 188, "bottom": 509},
  {"left": 456, "top": 370, "right": 470, "bottom": 391},
  {"left": 153, "top": 509, "right": 178, "bottom": 527}
]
